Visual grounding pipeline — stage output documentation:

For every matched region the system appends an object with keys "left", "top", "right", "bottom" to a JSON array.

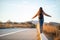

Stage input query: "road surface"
[
  {"left": 0, "top": 28, "right": 48, "bottom": 40},
  {"left": 0, "top": 28, "right": 37, "bottom": 40}
]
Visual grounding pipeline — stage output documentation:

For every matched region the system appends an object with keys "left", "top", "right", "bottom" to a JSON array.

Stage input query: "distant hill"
[
  {"left": 0, "top": 21, "right": 36, "bottom": 28},
  {"left": 48, "top": 22, "right": 60, "bottom": 26},
  {"left": 31, "top": 20, "right": 38, "bottom": 24},
  {"left": 32, "top": 21, "right": 60, "bottom": 26}
]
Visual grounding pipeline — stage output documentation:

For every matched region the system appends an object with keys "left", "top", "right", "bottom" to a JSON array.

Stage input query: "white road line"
[
  {"left": 0, "top": 29, "right": 28, "bottom": 37},
  {"left": 41, "top": 33, "right": 48, "bottom": 40}
]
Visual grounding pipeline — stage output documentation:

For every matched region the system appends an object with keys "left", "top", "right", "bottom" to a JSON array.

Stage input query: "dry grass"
[
  {"left": 43, "top": 23, "right": 60, "bottom": 40},
  {"left": 43, "top": 24, "right": 57, "bottom": 33}
]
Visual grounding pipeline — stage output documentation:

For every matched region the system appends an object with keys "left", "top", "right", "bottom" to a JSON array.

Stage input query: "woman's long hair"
[{"left": 39, "top": 7, "right": 43, "bottom": 14}]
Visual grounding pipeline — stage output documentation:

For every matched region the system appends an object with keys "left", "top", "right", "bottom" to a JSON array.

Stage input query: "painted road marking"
[{"left": 41, "top": 33, "right": 48, "bottom": 40}]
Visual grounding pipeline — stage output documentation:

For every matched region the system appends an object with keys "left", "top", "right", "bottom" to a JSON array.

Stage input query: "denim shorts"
[{"left": 39, "top": 19, "right": 44, "bottom": 33}]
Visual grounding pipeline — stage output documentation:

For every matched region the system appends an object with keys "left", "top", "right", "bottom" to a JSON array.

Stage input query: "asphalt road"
[
  {"left": 0, "top": 28, "right": 37, "bottom": 40},
  {"left": 0, "top": 28, "right": 49, "bottom": 40}
]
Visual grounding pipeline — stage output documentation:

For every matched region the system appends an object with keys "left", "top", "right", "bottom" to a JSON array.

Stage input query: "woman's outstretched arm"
[
  {"left": 43, "top": 12, "right": 51, "bottom": 17},
  {"left": 32, "top": 13, "right": 37, "bottom": 19},
  {"left": 32, "top": 10, "right": 39, "bottom": 19}
]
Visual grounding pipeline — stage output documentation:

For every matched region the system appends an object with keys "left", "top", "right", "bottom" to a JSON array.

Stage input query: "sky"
[{"left": 0, "top": 0, "right": 60, "bottom": 23}]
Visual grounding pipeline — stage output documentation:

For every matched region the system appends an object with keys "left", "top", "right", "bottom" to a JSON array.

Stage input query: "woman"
[{"left": 32, "top": 7, "right": 51, "bottom": 33}]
